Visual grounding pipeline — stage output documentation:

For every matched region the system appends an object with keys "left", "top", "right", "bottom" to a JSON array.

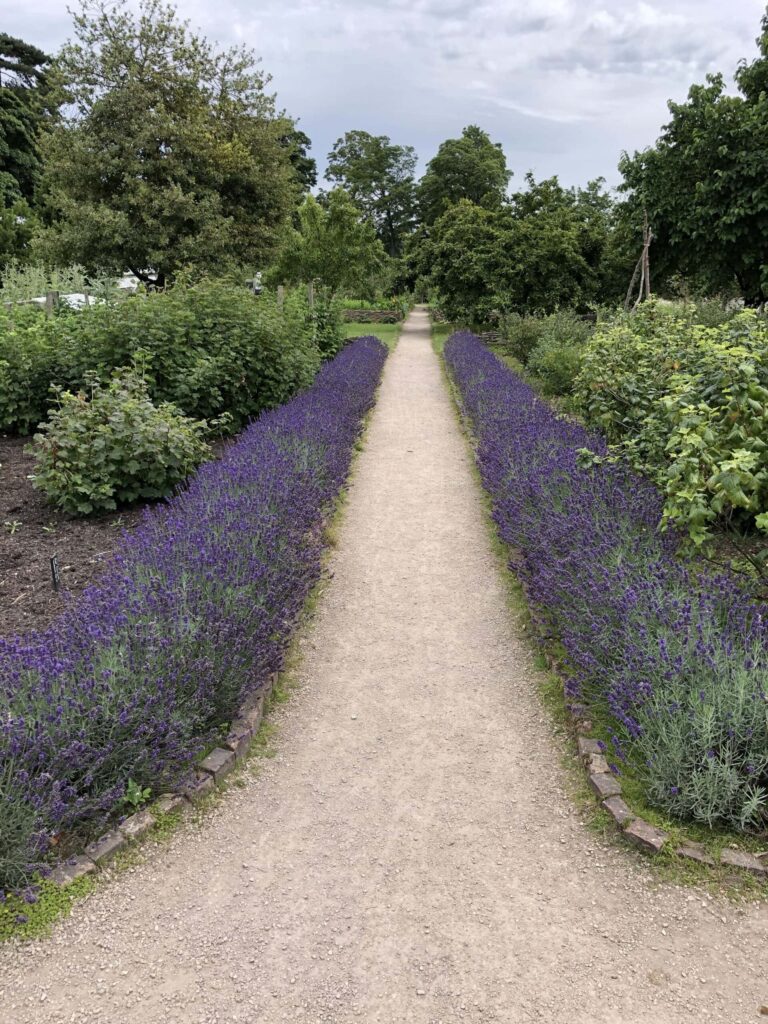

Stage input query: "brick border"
[
  {"left": 545, "top": 653, "right": 768, "bottom": 878},
  {"left": 48, "top": 672, "right": 278, "bottom": 888}
]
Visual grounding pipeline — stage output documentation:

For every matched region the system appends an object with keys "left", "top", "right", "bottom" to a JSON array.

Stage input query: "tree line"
[{"left": 2, "top": 0, "right": 767, "bottom": 311}]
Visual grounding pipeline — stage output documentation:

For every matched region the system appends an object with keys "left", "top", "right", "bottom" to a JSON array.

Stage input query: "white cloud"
[{"left": 4, "top": 0, "right": 767, "bottom": 186}]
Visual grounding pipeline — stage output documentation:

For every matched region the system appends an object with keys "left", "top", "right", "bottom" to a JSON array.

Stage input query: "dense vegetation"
[
  {"left": 0, "top": 336, "right": 387, "bottom": 893},
  {"left": 447, "top": 332, "right": 768, "bottom": 833}
]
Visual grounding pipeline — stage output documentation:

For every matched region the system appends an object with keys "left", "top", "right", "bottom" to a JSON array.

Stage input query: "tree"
[
  {"left": 619, "top": 10, "right": 768, "bottom": 304},
  {"left": 37, "top": 0, "right": 298, "bottom": 286},
  {"left": 423, "top": 176, "right": 614, "bottom": 321},
  {"left": 272, "top": 188, "right": 387, "bottom": 295},
  {"left": 280, "top": 126, "right": 317, "bottom": 192},
  {"left": 325, "top": 130, "right": 417, "bottom": 256},
  {"left": 417, "top": 125, "right": 510, "bottom": 225}
]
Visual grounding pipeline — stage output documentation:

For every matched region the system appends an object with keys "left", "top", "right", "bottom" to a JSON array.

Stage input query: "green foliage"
[
  {"left": 37, "top": 0, "right": 297, "bottom": 285},
  {"left": 525, "top": 311, "right": 593, "bottom": 396},
  {"left": 121, "top": 778, "right": 152, "bottom": 810},
  {"left": 421, "top": 176, "right": 614, "bottom": 322},
  {"left": 0, "top": 34, "right": 50, "bottom": 207},
  {"left": 417, "top": 125, "right": 510, "bottom": 225},
  {"left": 574, "top": 303, "right": 768, "bottom": 542},
  {"left": 309, "top": 293, "right": 345, "bottom": 359},
  {"left": 0, "top": 303, "right": 60, "bottom": 432},
  {"left": 619, "top": 12, "right": 768, "bottom": 304},
  {"left": 30, "top": 371, "right": 211, "bottom": 515},
  {"left": 325, "top": 130, "right": 417, "bottom": 256},
  {"left": 0, "top": 280, "right": 324, "bottom": 436},
  {"left": 498, "top": 313, "right": 546, "bottom": 364},
  {"left": 272, "top": 189, "right": 387, "bottom": 296}
]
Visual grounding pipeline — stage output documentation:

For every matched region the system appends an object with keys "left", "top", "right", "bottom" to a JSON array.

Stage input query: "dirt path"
[{"left": 2, "top": 308, "right": 767, "bottom": 1024}]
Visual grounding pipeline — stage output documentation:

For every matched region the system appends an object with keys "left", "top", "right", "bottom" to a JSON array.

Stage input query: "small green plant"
[
  {"left": 121, "top": 778, "right": 151, "bottom": 810},
  {"left": 3, "top": 519, "right": 21, "bottom": 535},
  {"left": 30, "top": 371, "right": 212, "bottom": 515}
]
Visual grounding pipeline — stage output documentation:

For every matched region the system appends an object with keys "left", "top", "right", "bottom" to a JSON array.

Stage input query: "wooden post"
[
  {"left": 83, "top": 288, "right": 91, "bottom": 307},
  {"left": 277, "top": 284, "right": 285, "bottom": 310},
  {"left": 45, "top": 290, "right": 59, "bottom": 318}
]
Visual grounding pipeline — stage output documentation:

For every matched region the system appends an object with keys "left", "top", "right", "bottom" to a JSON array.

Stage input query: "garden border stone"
[{"left": 49, "top": 672, "right": 278, "bottom": 888}]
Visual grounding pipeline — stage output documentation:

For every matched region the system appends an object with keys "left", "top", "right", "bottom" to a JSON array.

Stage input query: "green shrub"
[
  {"left": 0, "top": 306, "right": 62, "bottom": 433},
  {"left": 30, "top": 373, "right": 211, "bottom": 515},
  {"left": 499, "top": 313, "right": 546, "bottom": 364},
  {"left": 526, "top": 311, "right": 593, "bottom": 395},
  {"left": 574, "top": 302, "right": 768, "bottom": 542},
  {"left": 310, "top": 294, "right": 345, "bottom": 359}
]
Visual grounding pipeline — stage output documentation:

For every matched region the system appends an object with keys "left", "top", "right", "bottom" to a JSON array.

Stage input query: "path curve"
[{"left": 2, "top": 309, "right": 766, "bottom": 1024}]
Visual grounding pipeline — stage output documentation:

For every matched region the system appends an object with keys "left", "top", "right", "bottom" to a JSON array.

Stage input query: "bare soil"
[
  {"left": 1, "top": 310, "right": 767, "bottom": 1023},
  {"left": 0, "top": 435, "right": 142, "bottom": 636}
]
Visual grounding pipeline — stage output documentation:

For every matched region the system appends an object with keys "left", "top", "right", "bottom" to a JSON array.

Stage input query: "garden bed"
[{"left": 0, "top": 435, "right": 143, "bottom": 637}]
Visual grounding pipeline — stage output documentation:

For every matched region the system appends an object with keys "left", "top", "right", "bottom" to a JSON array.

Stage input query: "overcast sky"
[{"left": 5, "top": 0, "right": 767, "bottom": 190}]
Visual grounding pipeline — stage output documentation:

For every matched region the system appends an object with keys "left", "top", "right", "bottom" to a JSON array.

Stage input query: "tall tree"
[
  {"left": 37, "top": 0, "right": 297, "bottom": 286},
  {"left": 417, "top": 125, "right": 510, "bottom": 225},
  {"left": 280, "top": 125, "right": 317, "bottom": 193},
  {"left": 619, "top": 10, "right": 768, "bottom": 304},
  {"left": 273, "top": 188, "right": 387, "bottom": 295},
  {"left": 325, "top": 130, "right": 417, "bottom": 256},
  {"left": 0, "top": 35, "right": 50, "bottom": 264}
]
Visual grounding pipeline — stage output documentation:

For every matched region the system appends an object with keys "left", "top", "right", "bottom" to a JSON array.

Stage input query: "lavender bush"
[
  {"left": 0, "top": 336, "right": 387, "bottom": 893},
  {"left": 445, "top": 331, "right": 768, "bottom": 833}
]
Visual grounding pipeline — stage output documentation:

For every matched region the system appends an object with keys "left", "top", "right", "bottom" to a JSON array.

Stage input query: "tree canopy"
[
  {"left": 325, "top": 130, "right": 417, "bottom": 257},
  {"left": 37, "top": 0, "right": 300, "bottom": 285},
  {"left": 619, "top": 12, "right": 768, "bottom": 304},
  {"left": 272, "top": 188, "right": 387, "bottom": 296},
  {"left": 417, "top": 125, "right": 510, "bottom": 226}
]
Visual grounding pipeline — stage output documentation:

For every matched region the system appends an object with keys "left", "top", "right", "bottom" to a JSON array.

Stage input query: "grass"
[
  {"left": 433, "top": 315, "right": 768, "bottom": 898},
  {"left": 345, "top": 322, "right": 401, "bottom": 351}
]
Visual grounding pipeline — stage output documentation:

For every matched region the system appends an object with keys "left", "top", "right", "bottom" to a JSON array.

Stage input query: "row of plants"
[
  {"left": 0, "top": 278, "right": 345, "bottom": 436},
  {"left": 0, "top": 335, "right": 387, "bottom": 894},
  {"left": 573, "top": 303, "right": 768, "bottom": 545},
  {"left": 444, "top": 331, "right": 768, "bottom": 835}
]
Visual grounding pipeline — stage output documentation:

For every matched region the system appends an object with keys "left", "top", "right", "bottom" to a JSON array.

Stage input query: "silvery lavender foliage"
[
  {"left": 445, "top": 331, "right": 768, "bottom": 831},
  {"left": 0, "top": 337, "right": 387, "bottom": 892}
]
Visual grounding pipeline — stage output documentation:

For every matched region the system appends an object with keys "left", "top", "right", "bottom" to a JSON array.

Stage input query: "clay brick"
[
  {"left": 84, "top": 830, "right": 125, "bottom": 864},
  {"left": 624, "top": 818, "right": 667, "bottom": 854},
  {"left": 155, "top": 793, "right": 188, "bottom": 815},
  {"left": 199, "top": 747, "right": 236, "bottom": 783},
  {"left": 119, "top": 809, "right": 156, "bottom": 841},
  {"left": 589, "top": 771, "right": 621, "bottom": 799},
  {"left": 586, "top": 752, "right": 610, "bottom": 774},
  {"left": 720, "top": 848, "right": 767, "bottom": 876},
  {"left": 577, "top": 736, "right": 602, "bottom": 759},
  {"left": 50, "top": 856, "right": 96, "bottom": 887},
  {"left": 182, "top": 771, "right": 215, "bottom": 801},
  {"left": 676, "top": 842, "right": 715, "bottom": 867},
  {"left": 224, "top": 725, "right": 252, "bottom": 760},
  {"left": 602, "top": 796, "right": 635, "bottom": 828}
]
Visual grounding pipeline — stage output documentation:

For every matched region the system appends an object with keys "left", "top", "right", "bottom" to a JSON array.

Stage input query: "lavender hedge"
[
  {"left": 0, "top": 336, "right": 387, "bottom": 893},
  {"left": 445, "top": 331, "right": 768, "bottom": 833}
]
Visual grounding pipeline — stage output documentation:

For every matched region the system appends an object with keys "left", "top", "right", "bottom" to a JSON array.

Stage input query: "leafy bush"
[
  {"left": 0, "top": 280, "right": 327, "bottom": 436},
  {"left": 30, "top": 373, "right": 212, "bottom": 515},
  {"left": 0, "top": 305, "right": 61, "bottom": 433},
  {"left": 446, "top": 330, "right": 768, "bottom": 832},
  {"left": 525, "top": 311, "right": 593, "bottom": 395},
  {"left": 0, "top": 336, "right": 387, "bottom": 893},
  {"left": 310, "top": 293, "right": 345, "bottom": 359},
  {"left": 498, "top": 313, "right": 545, "bottom": 364},
  {"left": 574, "top": 303, "right": 768, "bottom": 542}
]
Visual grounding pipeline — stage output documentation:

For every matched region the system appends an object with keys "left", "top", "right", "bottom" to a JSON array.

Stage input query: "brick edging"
[
  {"left": 49, "top": 673, "right": 278, "bottom": 888},
  {"left": 545, "top": 654, "right": 768, "bottom": 877}
]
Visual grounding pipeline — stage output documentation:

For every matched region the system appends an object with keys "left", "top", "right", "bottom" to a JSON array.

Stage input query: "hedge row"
[
  {"left": 0, "top": 281, "right": 345, "bottom": 435},
  {"left": 445, "top": 331, "right": 768, "bottom": 833},
  {"left": 0, "top": 336, "right": 387, "bottom": 893}
]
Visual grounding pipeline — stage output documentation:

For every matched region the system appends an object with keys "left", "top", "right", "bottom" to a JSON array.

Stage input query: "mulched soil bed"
[{"left": 0, "top": 434, "right": 145, "bottom": 637}]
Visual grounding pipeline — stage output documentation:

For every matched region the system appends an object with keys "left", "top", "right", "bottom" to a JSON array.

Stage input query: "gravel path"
[{"left": 2, "top": 308, "right": 767, "bottom": 1024}]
